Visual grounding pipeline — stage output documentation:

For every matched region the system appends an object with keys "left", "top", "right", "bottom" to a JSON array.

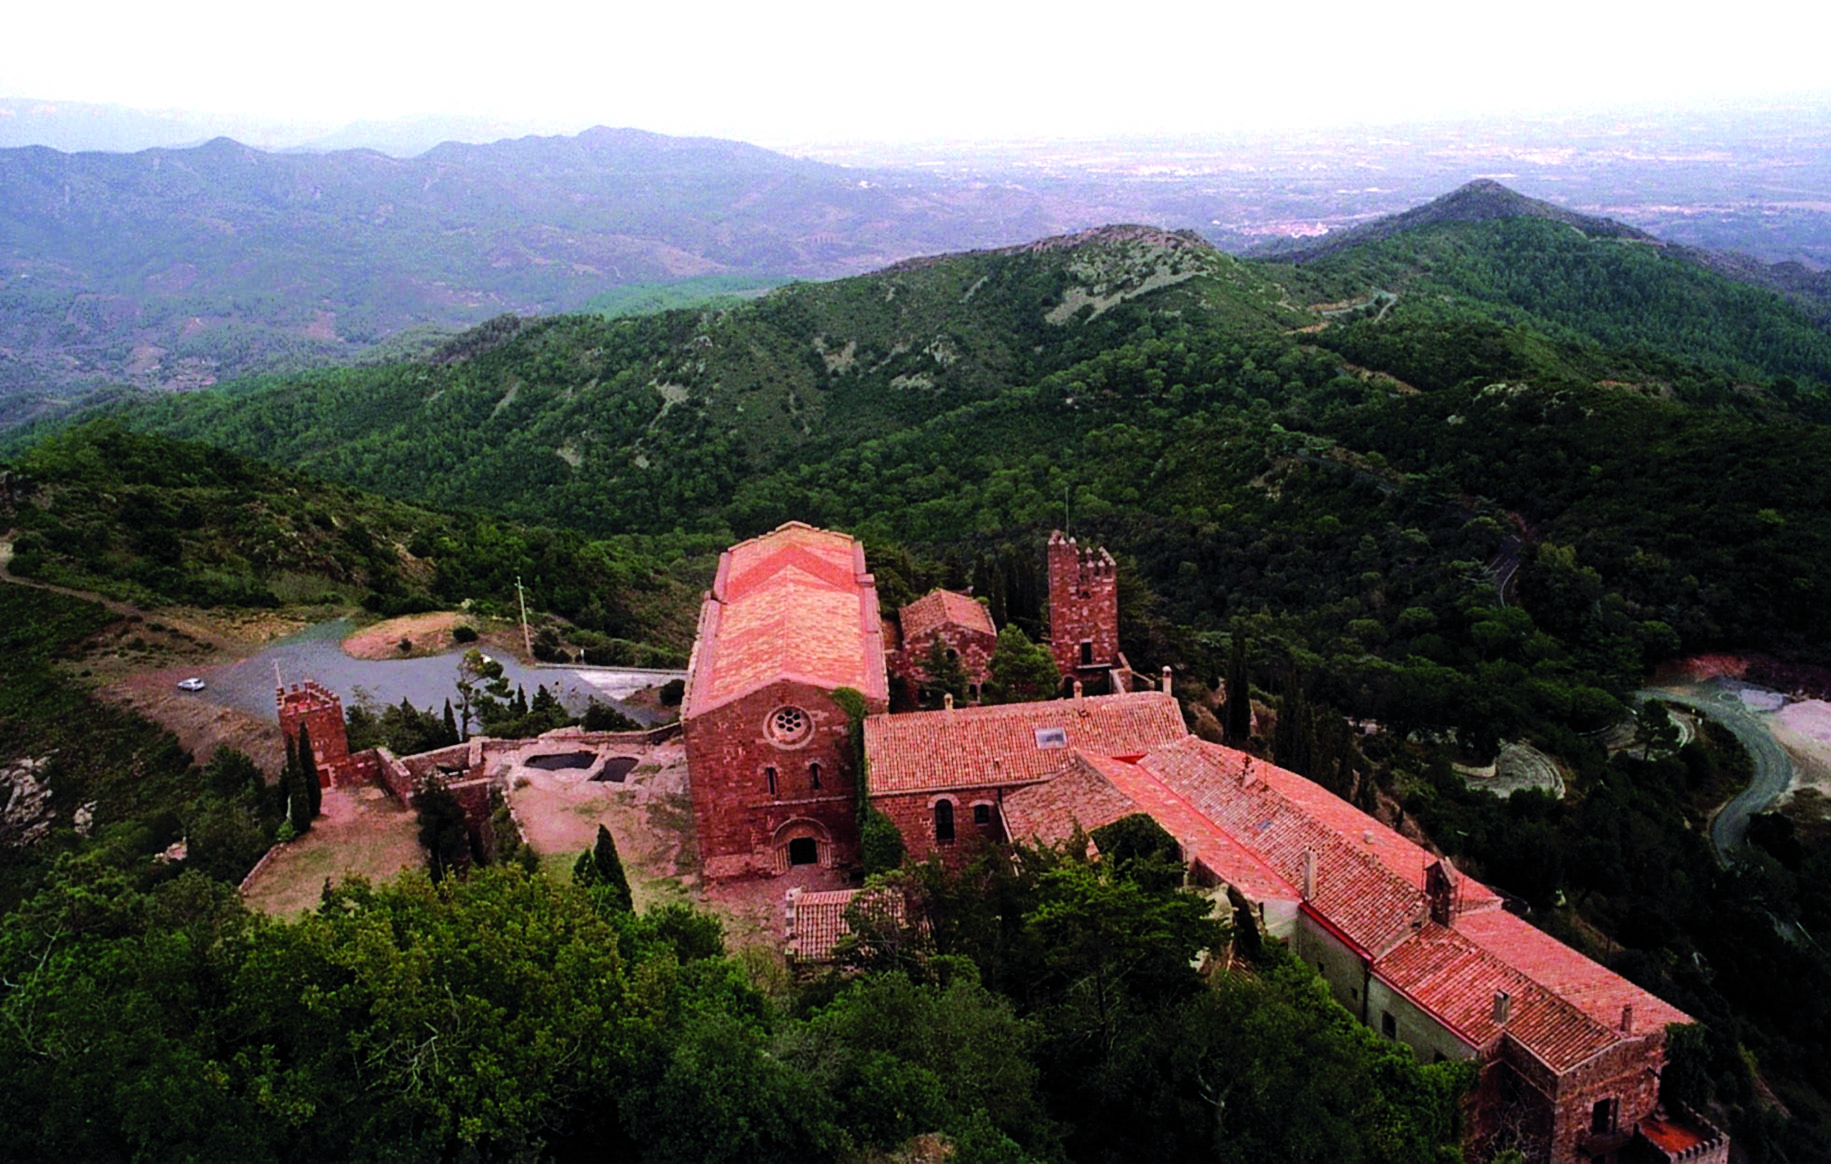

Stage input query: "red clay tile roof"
[
  {"left": 1372, "top": 920, "right": 1624, "bottom": 1071},
  {"left": 863, "top": 691, "right": 1187, "bottom": 795},
  {"left": 684, "top": 523, "right": 888, "bottom": 717},
  {"left": 784, "top": 886, "right": 907, "bottom": 962},
  {"left": 1000, "top": 753, "right": 1148, "bottom": 847},
  {"left": 1453, "top": 908, "right": 1690, "bottom": 1036},
  {"left": 1121, "top": 737, "right": 1689, "bottom": 1071},
  {"left": 1090, "top": 753, "right": 1299, "bottom": 906},
  {"left": 1134, "top": 737, "right": 1432, "bottom": 955},
  {"left": 900, "top": 589, "right": 996, "bottom": 641}
]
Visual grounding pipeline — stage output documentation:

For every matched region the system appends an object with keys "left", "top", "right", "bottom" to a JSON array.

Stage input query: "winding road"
[{"left": 1640, "top": 685, "right": 1796, "bottom": 861}]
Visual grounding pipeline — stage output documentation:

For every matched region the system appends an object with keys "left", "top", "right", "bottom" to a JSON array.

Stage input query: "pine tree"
[{"left": 1272, "top": 674, "right": 1314, "bottom": 778}]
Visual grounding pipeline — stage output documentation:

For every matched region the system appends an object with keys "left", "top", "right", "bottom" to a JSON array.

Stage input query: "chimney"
[
  {"left": 1161, "top": 666, "right": 1172, "bottom": 694},
  {"left": 1620, "top": 1004, "right": 1633, "bottom": 1034},
  {"left": 943, "top": 693, "right": 954, "bottom": 711},
  {"left": 1302, "top": 848, "right": 1317, "bottom": 900},
  {"left": 1072, "top": 680, "right": 1084, "bottom": 703},
  {"left": 1493, "top": 990, "right": 1511, "bottom": 1026}
]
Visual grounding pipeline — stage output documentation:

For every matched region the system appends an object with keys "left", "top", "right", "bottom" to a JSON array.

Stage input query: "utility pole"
[{"left": 515, "top": 575, "right": 534, "bottom": 660}]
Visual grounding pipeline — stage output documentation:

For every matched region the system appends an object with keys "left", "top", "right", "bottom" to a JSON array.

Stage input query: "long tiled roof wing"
[
  {"left": 1137, "top": 737, "right": 1431, "bottom": 955},
  {"left": 1374, "top": 921, "right": 1624, "bottom": 1072},
  {"left": 1453, "top": 908, "right": 1690, "bottom": 1036},
  {"left": 863, "top": 691, "right": 1187, "bottom": 795},
  {"left": 684, "top": 523, "right": 887, "bottom": 717}
]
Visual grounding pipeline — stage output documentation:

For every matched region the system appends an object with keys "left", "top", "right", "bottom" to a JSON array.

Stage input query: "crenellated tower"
[
  {"left": 1046, "top": 531, "right": 1120, "bottom": 682},
  {"left": 276, "top": 681, "right": 351, "bottom": 786}
]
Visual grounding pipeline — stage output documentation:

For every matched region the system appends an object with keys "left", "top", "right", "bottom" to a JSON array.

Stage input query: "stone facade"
[
  {"left": 888, "top": 589, "right": 999, "bottom": 702},
  {"left": 871, "top": 786, "right": 1007, "bottom": 869},
  {"left": 683, "top": 678, "right": 870, "bottom": 878},
  {"left": 1046, "top": 531, "right": 1120, "bottom": 683}
]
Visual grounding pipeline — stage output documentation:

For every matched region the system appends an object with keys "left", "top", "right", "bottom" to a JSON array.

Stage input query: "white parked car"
[{"left": 176, "top": 677, "right": 207, "bottom": 692}]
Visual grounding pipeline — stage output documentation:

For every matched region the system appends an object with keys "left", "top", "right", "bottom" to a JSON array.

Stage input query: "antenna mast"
[{"left": 516, "top": 575, "right": 534, "bottom": 660}]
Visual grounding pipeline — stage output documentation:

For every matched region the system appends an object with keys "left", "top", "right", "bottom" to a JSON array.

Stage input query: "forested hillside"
[
  {"left": 11, "top": 186, "right": 1831, "bottom": 1158},
  {"left": 2, "top": 422, "right": 702, "bottom": 651}
]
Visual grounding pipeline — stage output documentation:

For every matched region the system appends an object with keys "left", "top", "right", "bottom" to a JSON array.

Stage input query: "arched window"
[
  {"left": 764, "top": 766, "right": 777, "bottom": 796},
  {"left": 934, "top": 799, "right": 955, "bottom": 845},
  {"left": 809, "top": 761, "right": 821, "bottom": 790}
]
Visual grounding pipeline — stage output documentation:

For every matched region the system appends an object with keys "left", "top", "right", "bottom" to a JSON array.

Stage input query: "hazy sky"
[{"left": 9, "top": 0, "right": 1829, "bottom": 144}]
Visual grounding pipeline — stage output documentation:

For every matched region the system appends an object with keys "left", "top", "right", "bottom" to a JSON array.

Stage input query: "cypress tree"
[
  {"left": 1224, "top": 633, "right": 1252, "bottom": 745},
  {"left": 442, "top": 699, "right": 460, "bottom": 747},
  {"left": 276, "top": 733, "right": 297, "bottom": 823},
  {"left": 286, "top": 729, "right": 313, "bottom": 834},
  {"left": 592, "top": 824, "right": 634, "bottom": 912},
  {"left": 299, "top": 722, "right": 323, "bottom": 820}
]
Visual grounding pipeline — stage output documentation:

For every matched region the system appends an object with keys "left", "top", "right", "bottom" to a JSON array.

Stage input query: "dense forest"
[{"left": 7, "top": 194, "right": 1831, "bottom": 1158}]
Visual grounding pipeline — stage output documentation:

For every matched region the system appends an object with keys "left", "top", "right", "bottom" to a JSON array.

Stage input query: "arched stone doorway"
[{"left": 771, "top": 818, "right": 834, "bottom": 873}]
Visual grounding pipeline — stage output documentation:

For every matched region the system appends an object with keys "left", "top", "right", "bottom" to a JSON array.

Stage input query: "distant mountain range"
[
  {"left": 0, "top": 127, "right": 1074, "bottom": 412},
  {"left": 5, "top": 119, "right": 1831, "bottom": 430}
]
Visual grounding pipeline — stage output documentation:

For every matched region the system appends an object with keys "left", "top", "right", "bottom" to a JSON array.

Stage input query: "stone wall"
[
  {"left": 890, "top": 625, "right": 999, "bottom": 697},
  {"left": 872, "top": 787, "right": 1007, "bottom": 869},
  {"left": 1545, "top": 1030, "right": 1667, "bottom": 1164}
]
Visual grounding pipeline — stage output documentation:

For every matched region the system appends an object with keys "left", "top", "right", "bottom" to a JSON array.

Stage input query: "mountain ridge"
[{"left": 1255, "top": 178, "right": 1654, "bottom": 263}]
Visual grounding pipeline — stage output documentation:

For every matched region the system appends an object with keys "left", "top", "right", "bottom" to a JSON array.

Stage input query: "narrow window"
[
  {"left": 1381, "top": 1012, "right": 1397, "bottom": 1039},
  {"left": 765, "top": 766, "right": 777, "bottom": 796},
  {"left": 1590, "top": 1098, "right": 1616, "bottom": 1135},
  {"left": 934, "top": 799, "right": 955, "bottom": 844},
  {"left": 1079, "top": 640, "right": 1094, "bottom": 666},
  {"left": 973, "top": 803, "right": 991, "bottom": 826},
  {"left": 809, "top": 761, "right": 821, "bottom": 790}
]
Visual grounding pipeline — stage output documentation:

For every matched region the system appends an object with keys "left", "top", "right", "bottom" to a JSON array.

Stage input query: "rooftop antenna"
[
  {"left": 515, "top": 575, "right": 534, "bottom": 660},
  {"left": 273, "top": 659, "right": 285, "bottom": 691}
]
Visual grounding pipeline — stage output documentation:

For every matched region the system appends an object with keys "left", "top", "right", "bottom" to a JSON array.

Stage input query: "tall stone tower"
[
  {"left": 1046, "top": 531, "right": 1120, "bottom": 683},
  {"left": 277, "top": 681, "right": 351, "bottom": 786}
]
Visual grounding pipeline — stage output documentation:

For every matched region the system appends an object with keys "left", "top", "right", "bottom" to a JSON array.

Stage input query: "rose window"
[{"left": 767, "top": 706, "right": 811, "bottom": 745}]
